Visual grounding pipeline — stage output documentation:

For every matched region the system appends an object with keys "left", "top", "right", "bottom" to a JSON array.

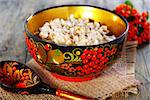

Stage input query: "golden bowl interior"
[{"left": 26, "top": 6, "right": 126, "bottom": 37}]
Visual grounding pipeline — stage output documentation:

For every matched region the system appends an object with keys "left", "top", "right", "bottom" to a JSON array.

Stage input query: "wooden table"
[
  {"left": 0, "top": 0, "right": 149, "bottom": 100},
  {"left": 131, "top": 44, "right": 150, "bottom": 100}
]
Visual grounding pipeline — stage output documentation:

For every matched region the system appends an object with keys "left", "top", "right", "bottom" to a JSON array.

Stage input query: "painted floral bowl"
[{"left": 24, "top": 5, "right": 129, "bottom": 82}]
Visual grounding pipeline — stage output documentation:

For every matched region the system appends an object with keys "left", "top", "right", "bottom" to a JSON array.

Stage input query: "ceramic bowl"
[{"left": 24, "top": 5, "right": 129, "bottom": 82}]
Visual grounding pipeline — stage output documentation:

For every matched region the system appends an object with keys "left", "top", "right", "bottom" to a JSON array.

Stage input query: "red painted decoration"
[{"left": 16, "top": 82, "right": 26, "bottom": 88}]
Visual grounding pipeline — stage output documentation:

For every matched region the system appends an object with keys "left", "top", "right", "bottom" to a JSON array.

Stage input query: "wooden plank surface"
[
  {"left": 141, "top": 44, "right": 150, "bottom": 78},
  {"left": 0, "top": 0, "right": 149, "bottom": 100},
  {"left": 136, "top": 48, "right": 150, "bottom": 82}
]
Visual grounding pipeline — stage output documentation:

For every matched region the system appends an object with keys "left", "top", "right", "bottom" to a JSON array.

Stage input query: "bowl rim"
[{"left": 24, "top": 4, "right": 129, "bottom": 47}]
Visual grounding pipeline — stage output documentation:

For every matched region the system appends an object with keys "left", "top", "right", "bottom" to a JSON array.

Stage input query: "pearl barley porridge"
[{"left": 37, "top": 15, "right": 116, "bottom": 46}]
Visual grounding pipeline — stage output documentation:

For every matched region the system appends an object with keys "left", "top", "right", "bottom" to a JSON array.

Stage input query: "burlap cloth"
[{"left": 0, "top": 42, "right": 140, "bottom": 100}]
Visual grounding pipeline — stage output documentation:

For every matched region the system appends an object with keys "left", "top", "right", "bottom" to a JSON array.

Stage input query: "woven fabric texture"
[{"left": 0, "top": 42, "right": 140, "bottom": 100}]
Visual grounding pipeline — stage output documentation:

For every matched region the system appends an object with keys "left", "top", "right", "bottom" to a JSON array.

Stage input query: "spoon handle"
[
  {"left": 38, "top": 84, "right": 94, "bottom": 100},
  {"left": 55, "top": 89, "right": 94, "bottom": 100}
]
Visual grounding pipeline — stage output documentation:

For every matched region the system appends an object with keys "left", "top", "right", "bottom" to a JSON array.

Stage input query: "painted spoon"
[{"left": 0, "top": 60, "right": 95, "bottom": 100}]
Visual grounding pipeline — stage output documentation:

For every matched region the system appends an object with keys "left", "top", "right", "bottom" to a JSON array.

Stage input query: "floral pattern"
[
  {"left": 26, "top": 36, "right": 37, "bottom": 60},
  {"left": 63, "top": 48, "right": 82, "bottom": 63},
  {"left": 58, "top": 46, "right": 117, "bottom": 76},
  {"left": 25, "top": 33, "right": 120, "bottom": 77},
  {"left": 0, "top": 61, "right": 40, "bottom": 89}
]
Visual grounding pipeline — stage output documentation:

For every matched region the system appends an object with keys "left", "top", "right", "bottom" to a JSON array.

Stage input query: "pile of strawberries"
[{"left": 115, "top": 1, "right": 150, "bottom": 46}]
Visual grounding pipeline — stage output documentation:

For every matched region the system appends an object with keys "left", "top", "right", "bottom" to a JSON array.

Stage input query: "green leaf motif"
[
  {"left": 55, "top": 49, "right": 60, "bottom": 56},
  {"left": 50, "top": 57, "right": 53, "bottom": 63},
  {"left": 125, "top": 0, "right": 133, "bottom": 8}
]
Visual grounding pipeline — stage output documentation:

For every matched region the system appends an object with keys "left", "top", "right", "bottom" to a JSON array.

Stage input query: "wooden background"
[{"left": 0, "top": 0, "right": 149, "bottom": 100}]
